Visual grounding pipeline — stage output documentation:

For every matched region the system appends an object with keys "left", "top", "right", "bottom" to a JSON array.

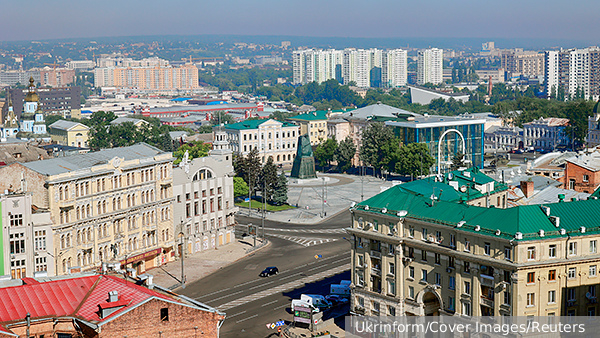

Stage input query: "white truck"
[
  {"left": 330, "top": 280, "right": 351, "bottom": 297},
  {"left": 291, "top": 299, "right": 319, "bottom": 313}
]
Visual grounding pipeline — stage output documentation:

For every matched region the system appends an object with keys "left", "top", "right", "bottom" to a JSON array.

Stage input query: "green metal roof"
[
  {"left": 287, "top": 110, "right": 329, "bottom": 121},
  {"left": 224, "top": 119, "right": 296, "bottom": 130},
  {"left": 355, "top": 182, "right": 600, "bottom": 241}
]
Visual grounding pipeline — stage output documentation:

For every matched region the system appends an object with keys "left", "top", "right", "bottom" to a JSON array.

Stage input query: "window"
[
  {"left": 160, "top": 308, "right": 169, "bottom": 321},
  {"left": 568, "top": 288, "right": 576, "bottom": 301},
  {"left": 421, "top": 250, "right": 427, "bottom": 261},
  {"left": 9, "top": 233, "right": 25, "bottom": 254},
  {"left": 464, "top": 262, "right": 470, "bottom": 273},
  {"left": 389, "top": 262, "right": 395, "bottom": 276},
  {"left": 448, "top": 256, "right": 455, "bottom": 268},
  {"left": 527, "top": 247, "right": 536, "bottom": 260},
  {"left": 422, "top": 228, "right": 427, "bottom": 240},
  {"left": 388, "top": 243, "right": 395, "bottom": 255},
  {"left": 484, "top": 242, "right": 491, "bottom": 256},
  {"left": 590, "top": 265, "right": 597, "bottom": 277},
  {"left": 373, "top": 220, "right": 379, "bottom": 231},
  {"left": 548, "top": 290, "right": 556, "bottom": 304},
  {"left": 527, "top": 272, "right": 535, "bottom": 284},
  {"left": 548, "top": 270, "right": 556, "bottom": 281},
  {"left": 462, "top": 302, "right": 471, "bottom": 316},
  {"left": 569, "top": 267, "right": 576, "bottom": 279},
  {"left": 504, "top": 246, "right": 511, "bottom": 260},
  {"left": 408, "top": 286, "right": 414, "bottom": 299},
  {"left": 527, "top": 293, "right": 535, "bottom": 307},
  {"left": 448, "top": 297, "right": 455, "bottom": 312},
  {"left": 569, "top": 242, "right": 577, "bottom": 256},
  {"left": 10, "top": 214, "right": 23, "bottom": 226},
  {"left": 387, "top": 280, "right": 396, "bottom": 295},
  {"left": 435, "top": 273, "right": 442, "bottom": 286},
  {"left": 464, "top": 239, "right": 471, "bottom": 252},
  {"left": 504, "top": 291, "right": 511, "bottom": 305},
  {"left": 549, "top": 245, "right": 557, "bottom": 258},
  {"left": 591, "top": 240, "right": 597, "bottom": 254},
  {"left": 449, "top": 276, "right": 455, "bottom": 290},
  {"left": 464, "top": 281, "right": 471, "bottom": 295},
  {"left": 434, "top": 253, "right": 440, "bottom": 265},
  {"left": 421, "top": 269, "right": 427, "bottom": 282},
  {"left": 357, "top": 255, "right": 364, "bottom": 267},
  {"left": 450, "top": 234, "right": 456, "bottom": 248},
  {"left": 436, "top": 231, "right": 442, "bottom": 243},
  {"left": 388, "top": 306, "right": 396, "bottom": 316},
  {"left": 409, "top": 266, "right": 414, "bottom": 279},
  {"left": 589, "top": 285, "right": 596, "bottom": 298},
  {"left": 34, "top": 230, "right": 46, "bottom": 251},
  {"left": 409, "top": 227, "right": 414, "bottom": 238},
  {"left": 583, "top": 174, "right": 589, "bottom": 182}
]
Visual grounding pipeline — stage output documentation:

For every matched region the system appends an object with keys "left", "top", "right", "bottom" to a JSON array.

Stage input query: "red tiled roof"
[{"left": 0, "top": 274, "right": 178, "bottom": 326}]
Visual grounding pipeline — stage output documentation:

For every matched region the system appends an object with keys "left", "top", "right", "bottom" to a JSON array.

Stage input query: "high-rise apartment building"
[
  {"left": 293, "top": 48, "right": 407, "bottom": 88},
  {"left": 94, "top": 64, "right": 199, "bottom": 91},
  {"left": 545, "top": 47, "right": 600, "bottom": 100},
  {"left": 501, "top": 50, "right": 545, "bottom": 78},
  {"left": 417, "top": 48, "right": 443, "bottom": 85}
]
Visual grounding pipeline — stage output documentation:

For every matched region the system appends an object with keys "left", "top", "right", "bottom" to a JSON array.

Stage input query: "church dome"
[{"left": 24, "top": 77, "right": 39, "bottom": 102}]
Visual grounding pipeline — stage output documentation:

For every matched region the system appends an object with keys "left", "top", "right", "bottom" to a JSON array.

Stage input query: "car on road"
[
  {"left": 259, "top": 266, "right": 279, "bottom": 277},
  {"left": 325, "top": 294, "right": 349, "bottom": 306}
]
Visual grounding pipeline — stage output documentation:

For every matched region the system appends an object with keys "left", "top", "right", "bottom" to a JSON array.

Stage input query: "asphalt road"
[{"left": 180, "top": 212, "right": 352, "bottom": 338}]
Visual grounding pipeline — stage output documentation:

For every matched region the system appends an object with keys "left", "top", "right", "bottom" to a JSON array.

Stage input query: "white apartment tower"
[
  {"left": 544, "top": 47, "right": 600, "bottom": 100},
  {"left": 293, "top": 48, "right": 407, "bottom": 88},
  {"left": 417, "top": 48, "right": 444, "bottom": 85}
]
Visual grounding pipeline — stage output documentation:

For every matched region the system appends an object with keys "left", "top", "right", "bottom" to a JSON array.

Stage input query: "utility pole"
[
  {"left": 262, "top": 177, "right": 265, "bottom": 242},
  {"left": 179, "top": 219, "right": 185, "bottom": 289},
  {"left": 361, "top": 166, "right": 364, "bottom": 202},
  {"left": 321, "top": 177, "right": 325, "bottom": 218}
]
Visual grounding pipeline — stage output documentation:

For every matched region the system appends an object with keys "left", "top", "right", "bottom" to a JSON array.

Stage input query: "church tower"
[{"left": 2, "top": 89, "right": 20, "bottom": 138}]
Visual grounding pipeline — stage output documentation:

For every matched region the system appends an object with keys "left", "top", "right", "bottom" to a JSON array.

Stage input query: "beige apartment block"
[
  {"left": 0, "top": 143, "right": 175, "bottom": 276},
  {"left": 348, "top": 168, "right": 600, "bottom": 318}
]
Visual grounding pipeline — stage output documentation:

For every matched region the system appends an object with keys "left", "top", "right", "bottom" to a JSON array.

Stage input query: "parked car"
[
  {"left": 259, "top": 266, "right": 279, "bottom": 277},
  {"left": 300, "top": 294, "right": 332, "bottom": 310},
  {"left": 325, "top": 294, "right": 349, "bottom": 306}
]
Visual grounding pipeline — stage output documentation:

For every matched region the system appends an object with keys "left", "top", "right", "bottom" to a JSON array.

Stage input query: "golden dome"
[{"left": 24, "top": 77, "right": 39, "bottom": 102}]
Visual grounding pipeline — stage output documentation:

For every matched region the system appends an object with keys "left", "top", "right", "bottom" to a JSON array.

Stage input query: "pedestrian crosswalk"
[
  {"left": 267, "top": 234, "right": 339, "bottom": 247},
  {"left": 264, "top": 228, "right": 346, "bottom": 234}
]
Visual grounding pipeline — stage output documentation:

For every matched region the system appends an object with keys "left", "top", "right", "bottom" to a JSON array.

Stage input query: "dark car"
[{"left": 259, "top": 266, "right": 279, "bottom": 277}]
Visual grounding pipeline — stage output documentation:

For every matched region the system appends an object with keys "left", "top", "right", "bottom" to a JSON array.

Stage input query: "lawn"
[{"left": 235, "top": 199, "right": 296, "bottom": 212}]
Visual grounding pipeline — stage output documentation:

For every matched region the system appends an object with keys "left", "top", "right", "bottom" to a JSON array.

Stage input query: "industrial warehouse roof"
[
  {"left": 224, "top": 119, "right": 296, "bottom": 130},
  {"left": 0, "top": 274, "right": 220, "bottom": 332},
  {"left": 355, "top": 175, "right": 600, "bottom": 241},
  {"left": 20, "top": 143, "right": 167, "bottom": 176},
  {"left": 288, "top": 109, "right": 352, "bottom": 121},
  {"left": 339, "top": 102, "right": 419, "bottom": 120}
]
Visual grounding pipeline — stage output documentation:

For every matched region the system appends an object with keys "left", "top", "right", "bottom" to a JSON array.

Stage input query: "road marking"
[
  {"left": 280, "top": 269, "right": 290, "bottom": 274},
  {"left": 196, "top": 288, "right": 230, "bottom": 299},
  {"left": 268, "top": 234, "right": 339, "bottom": 247},
  {"left": 264, "top": 228, "right": 346, "bottom": 234},
  {"left": 274, "top": 304, "right": 288, "bottom": 310},
  {"left": 228, "top": 311, "right": 246, "bottom": 318},
  {"left": 236, "top": 314, "right": 258, "bottom": 323},
  {"left": 308, "top": 264, "right": 328, "bottom": 272},
  {"left": 249, "top": 280, "right": 274, "bottom": 290},
  {"left": 279, "top": 272, "right": 303, "bottom": 281},
  {"left": 216, "top": 263, "right": 351, "bottom": 311},
  {"left": 234, "top": 279, "right": 261, "bottom": 288},
  {"left": 331, "top": 257, "right": 350, "bottom": 264},
  {"left": 262, "top": 300, "right": 278, "bottom": 307},
  {"left": 206, "top": 289, "right": 244, "bottom": 303}
]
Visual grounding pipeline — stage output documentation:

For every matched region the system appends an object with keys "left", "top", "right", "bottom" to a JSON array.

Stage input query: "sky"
[{"left": 1, "top": 0, "right": 599, "bottom": 44}]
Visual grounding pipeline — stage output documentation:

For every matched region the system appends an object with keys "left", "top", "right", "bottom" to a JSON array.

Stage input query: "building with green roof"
[
  {"left": 287, "top": 109, "right": 352, "bottom": 146},
  {"left": 348, "top": 169, "right": 600, "bottom": 318},
  {"left": 224, "top": 118, "right": 300, "bottom": 167}
]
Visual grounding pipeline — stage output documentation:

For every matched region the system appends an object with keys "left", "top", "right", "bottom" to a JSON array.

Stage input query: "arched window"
[{"left": 192, "top": 169, "right": 214, "bottom": 181}]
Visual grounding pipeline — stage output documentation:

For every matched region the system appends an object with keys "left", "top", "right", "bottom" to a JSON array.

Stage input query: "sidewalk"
[
  {"left": 240, "top": 173, "right": 395, "bottom": 225},
  {"left": 149, "top": 238, "right": 269, "bottom": 290}
]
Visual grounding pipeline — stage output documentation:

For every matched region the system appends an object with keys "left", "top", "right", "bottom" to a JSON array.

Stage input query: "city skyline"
[{"left": 2, "top": 0, "right": 600, "bottom": 43}]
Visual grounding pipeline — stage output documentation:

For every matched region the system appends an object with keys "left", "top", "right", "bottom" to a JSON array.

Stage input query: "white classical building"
[
  {"left": 484, "top": 126, "right": 523, "bottom": 151},
  {"left": 417, "top": 48, "right": 444, "bottom": 85},
  {"left": 588, "top": 101, "right": 600, "bottom": 148},
  {"left": 172, "top": 128, "right": 238, "bottom": 256},
  {"left": 523, "top": 117, "right": 570, "bottom": 151}
]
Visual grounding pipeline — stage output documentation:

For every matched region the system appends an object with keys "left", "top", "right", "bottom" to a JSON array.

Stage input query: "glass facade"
[{"left": 392, "top": 122, "right": 484, "bottom": 173}]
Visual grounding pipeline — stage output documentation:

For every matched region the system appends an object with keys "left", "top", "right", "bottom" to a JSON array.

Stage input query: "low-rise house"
[{"left": 48, "top": 120, "right": 90, "bottom": 148}]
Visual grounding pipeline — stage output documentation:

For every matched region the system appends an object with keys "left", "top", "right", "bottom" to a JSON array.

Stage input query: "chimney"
[
  {"left": 108, "top": 290, "right": 119, "bottom": 302},
  {"left": 558, "top": 194, "right": 565, "bottom": 202},
  {"left": 521, "top": 180, "right": 534, "bottom": 198}
]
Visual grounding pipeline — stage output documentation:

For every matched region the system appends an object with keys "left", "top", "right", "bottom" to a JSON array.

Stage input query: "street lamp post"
[
  {"left": 321, "top": 177, "right": 325, "bottom": 218},
  {"left": 179, "top": 219, "right": 186, "bottom": 289}
]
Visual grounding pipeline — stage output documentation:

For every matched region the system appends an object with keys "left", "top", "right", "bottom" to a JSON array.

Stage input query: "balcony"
[
  {"left": 371, "top": 267, "right": 381, "bottom": 276},
  {"left": 480, "top": 296, "right": 494, "bottom": 308},
  {"left": 480, "top": 275, "right": 494, "bottom": 287},
  {"left": 370, "top": 250, "right": 381, "bottom": 259}
]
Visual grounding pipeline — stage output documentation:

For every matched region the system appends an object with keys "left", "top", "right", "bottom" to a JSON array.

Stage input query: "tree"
[
  {"left": 394, "top": 143, "right": 435, "bottom": 178},
  {"left": 173, "top": 141, "right": 211, "bottom": 165},
  {"left": 272, "top": 173, "right": 288, "bottom": 205},
  {"left": 314, "top": 138, "right": 337, "bottom": 169},
  {"left": 260, "top": 156, "right": 279, "bottom": 203},
  {"left": 359, "top": 123, "right": 399, "bottom": 176},
  {"left": 335, "top": 136, "right": 356, "bottom": 173},
  {"left": 198, "top": 125, "right": 213, "bottom": 133},
  {"left": 210, "top": 111, "right": 235, "bottom": 125},
  {"left": 270, "top": 111, "right": 298, "bottom": 122},
  {"left": 234, "top": 148, "right": 262, "bottom": 197},
  {"left": 450, "top": 153, "right": 465, "bottom": 170},
  {"left": 233, "top": 177, "right": 249, "bottom": 197}
]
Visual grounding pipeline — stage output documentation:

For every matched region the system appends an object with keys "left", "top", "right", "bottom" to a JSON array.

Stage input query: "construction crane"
[
  {"left": 44, "top": 62, "right": 61, "bottom": 70},
  {"left": 188, "top": 55, "right": 204, "bottom": 65}
]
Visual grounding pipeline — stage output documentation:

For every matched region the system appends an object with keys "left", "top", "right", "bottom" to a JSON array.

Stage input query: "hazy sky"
[{"left": 1, "top": 0, "right": 599, "bottom": 42}]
